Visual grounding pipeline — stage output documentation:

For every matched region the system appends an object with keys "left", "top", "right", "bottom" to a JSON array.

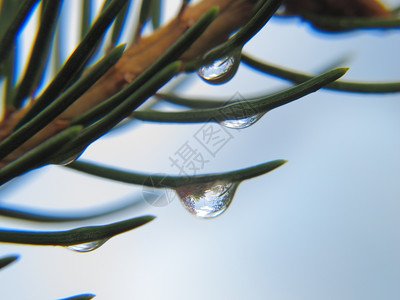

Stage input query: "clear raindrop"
[
  {"left": 176, "top": 181, "right": 239, "bottom": 218},
  {"left": 220, "top": 112, "right": 265, "bottom": 129},
  {"left": 66, "top": 239, "right": 108, "bottom": 253},
  {"left": 197, "top": 51, "right": 241, "bottom": 85},
  {"left": 56, "top": 151, "right": 83, "bottom": 166}
]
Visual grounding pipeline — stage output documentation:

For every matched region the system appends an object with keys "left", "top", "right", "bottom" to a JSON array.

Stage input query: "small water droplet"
[
  {"left": 56, "top": 151, "right": 83, "bottom": 166},
  {"left": 66, "top": 239, "right": 108, "bottom": 253},
  {"left": 197, "top": 52, "right": 240, "bottom": 85},
  {"left": 61, "top": 155, "right": 79, "bottom": 166},
  {"left": 220, "top": 112, "right": 265, "bottom": 129},
  {"left": 176, "top": 181, "right": 239, "bottom": 218}
]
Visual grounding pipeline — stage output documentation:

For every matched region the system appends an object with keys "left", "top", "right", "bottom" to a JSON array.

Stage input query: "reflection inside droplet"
[
  {"left": 176, "top": 181, "right": 239, "bottom": 218},
  {"left": 66, "top": 239, "right": 108, "bottom": 253},
  {"left": 220, "top": 112, "right": 265, "bottom": 129},
  {"left": 197, "top": 53, "right": 240, "bottom": 85}
]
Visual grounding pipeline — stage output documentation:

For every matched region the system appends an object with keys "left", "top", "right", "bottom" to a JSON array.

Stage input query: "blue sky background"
[{"left": 1, "top": 1, "right": 400, "bottom": 299}]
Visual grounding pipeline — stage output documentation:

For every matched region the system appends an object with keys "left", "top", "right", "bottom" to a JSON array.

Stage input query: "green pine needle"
[
  {"left": 0, "top": 254, "right": 19, "bottom": 270},
  {"left": 66, "top": 159, "right": 287, "bottom": 188},
  {"left": 58, "top": 294, "right": 95, "bottom": 300},
  {"left": 0, "top": 193, "right": 147, "bottom": 223},
  {"left": 0, "top": 0, "right": 41, "bottom": 66},
  {"left": 0, "top": 215, "right": 154, "bottom": 246},
  {"left": 242, "top": 54, "right": 400, "bottom": 93},
  {"left": 303, "top": 13, "right": 400, "bottom": 31},
  {"left": 11, "top": 0, "right": 63, "bottom": 109},
  {"left": 133, "top": 68, "right": 348, "bottom": 123}
]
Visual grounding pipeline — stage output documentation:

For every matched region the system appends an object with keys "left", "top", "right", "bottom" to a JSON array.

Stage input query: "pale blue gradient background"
[{"left": 0, "top": 1, "right": 400, "bottom": 299}]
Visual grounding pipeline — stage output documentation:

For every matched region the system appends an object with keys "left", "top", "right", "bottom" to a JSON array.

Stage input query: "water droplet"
[
  {"left": 60, "top": 154, "right": 80, "bottom": 166},
  {"left": 220, "top": 112, "right": 265, "bottom": 129},
  {"left": 176, "top": 181, "right": 239, "bottom": 218},
  {"left": 197, "top": 51, "right": 240, "bottom": 85},
  {"left": 55, "top": 151, "right": 83, "bottom": 165},
  {"left": 66, "top": 239, "right": 108, "bottom": 253}
]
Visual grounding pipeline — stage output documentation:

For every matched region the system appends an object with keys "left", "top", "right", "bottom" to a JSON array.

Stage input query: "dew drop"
[
  {"left": 60, "top": 154, "right": 80, "bottom": 166},
  {"left": 66, "top": 239, "right": 108, "bottom": 253},
  {"left": 197, "top": 52, "right": 240, "bottom": 85},
  {"left": 220, "top": 112, "right": 265, "bottom": 129},
  {"left": 176, "top": 181, "right": 239, "bottom": 218},
  {"left": 56, "top": 151, "right": 83, "bottom": 166}
]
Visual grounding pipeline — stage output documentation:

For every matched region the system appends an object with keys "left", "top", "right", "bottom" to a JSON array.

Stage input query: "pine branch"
[{"left": 0, "top": 0, "right": 264, "bottom": 168}]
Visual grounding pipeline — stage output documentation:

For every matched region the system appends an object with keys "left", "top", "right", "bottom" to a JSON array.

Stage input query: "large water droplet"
[
  {"left": 176, "top": 181, "right": 239, "bottom": 218},
  {"left": 220, "top": 112, "right": 265, "bottom": 129},
  {"left": 66, "top": 239, "right": 108, "bottom": 253},
  {"left": 197, "top": 52, "right": 240, "bottom": 85}
]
